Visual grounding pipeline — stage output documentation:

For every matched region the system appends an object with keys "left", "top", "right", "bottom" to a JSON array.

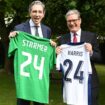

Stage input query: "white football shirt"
[{"left": 56, "top": 43, "right": 92, "bottom": 105}]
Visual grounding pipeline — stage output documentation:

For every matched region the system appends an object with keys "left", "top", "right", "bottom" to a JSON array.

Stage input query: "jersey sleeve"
[
  {"left": 8, "top": 37, "right": 18, "bottom": 57},
  {"left": 86, "top": 52, "right": 92, "bottom": 74},
  {"left": 56, "top": 45, "right": 66, "bottom": 71},
  {"left": 56, "top": 53, "right": 61, "bottom": 71}
]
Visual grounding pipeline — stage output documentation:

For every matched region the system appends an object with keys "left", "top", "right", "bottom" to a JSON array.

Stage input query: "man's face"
[
  {"left": 66, "top": 14, "right": 81, "bottom": 33},
  {"left": 30, "top": 4, "right": 45, "bottom": 26}
]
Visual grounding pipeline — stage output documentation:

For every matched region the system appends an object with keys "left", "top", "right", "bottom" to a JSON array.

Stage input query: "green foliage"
[
  {"left": 68, "top": 0, "right": 77, "bottom": 9},
  {"left": 44, "top": 0, "right": 105, "bottom": 39},
  {"left": 44, "top": 0, "right": 68, "bottom": 35},
  {"left": 76, "top": 0, "right": 105, "bottom": 37},
  {"left": 4, "top": 0, "right": 31, "bottom": 21},
  {"left": 0, "top": 0, "right": 105, "bottom": 39}
]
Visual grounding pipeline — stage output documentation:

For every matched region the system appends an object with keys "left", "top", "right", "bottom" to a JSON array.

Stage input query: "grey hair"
[
  {"left": 65, "top": 9, "right": 81, "bottom": 19},
  {"left": 28, "top": 0, "right": 45, "bottom": 13}
]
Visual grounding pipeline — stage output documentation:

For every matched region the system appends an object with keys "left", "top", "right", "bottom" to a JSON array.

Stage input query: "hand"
[
  {"left": 8, "top": 31, "right": 18, "bottom": 38},
  {"left": 85, "top": 43, "right": 93, "bottom": 55},
  {"left": 56, "top": 46, "right": 62, "bottom": 54},
  {"left": 50, "top": 39, "right": 57, "bottom": 47}
]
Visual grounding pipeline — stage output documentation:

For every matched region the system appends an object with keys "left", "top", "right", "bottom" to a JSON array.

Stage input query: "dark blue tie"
[{"left": 35, "top": 26, "right": 39, "bottom": 36}]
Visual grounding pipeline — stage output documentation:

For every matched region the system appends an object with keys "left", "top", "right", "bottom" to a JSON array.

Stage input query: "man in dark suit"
[
  {"left": 10, "top": 0, "right": 51, "bottom": 39},
  {"left": 9, "top": 1, "right": 56, "bottom": 105},
  {"left": 56, "top": 9, "right": 101, "bottom": 105}
]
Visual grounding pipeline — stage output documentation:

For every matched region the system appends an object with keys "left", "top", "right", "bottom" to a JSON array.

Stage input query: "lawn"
[
  {"left": 0, "top": 64, "right": 105, "bottom": 105},
  {"left": 95, "top": 64, "right": 105, "bottom": 105}
]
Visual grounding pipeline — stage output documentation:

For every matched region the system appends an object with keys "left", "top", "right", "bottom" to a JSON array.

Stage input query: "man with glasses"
[{"left": 56, "top": 9, "right": 101, "bottom": 105}]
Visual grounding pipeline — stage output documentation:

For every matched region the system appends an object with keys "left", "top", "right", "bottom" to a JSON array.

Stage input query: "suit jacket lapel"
[
  {"left": 41, "top": 24, "right": 48, "bottom": 38},
  {"left": 81, "top": 30, "right": 86, "bottom": 42},
  {"left": 24, "top": 20, "right": 31, "bottom": 34},
  {"left": 63, "top": 33, "right": 71, "bottom": 43},
  {"left": 68, "top": 33, "right": 71, "bottom": 42}
]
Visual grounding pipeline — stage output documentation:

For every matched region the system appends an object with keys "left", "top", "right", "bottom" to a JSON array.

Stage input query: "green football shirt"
[{"left": 8, "top": 31, "right": 56, "bottom": 103}]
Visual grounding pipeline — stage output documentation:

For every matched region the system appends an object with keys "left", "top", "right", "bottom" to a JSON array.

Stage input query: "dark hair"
[{"left": 28, "top": 0, "right": 45, "bottom": 13}]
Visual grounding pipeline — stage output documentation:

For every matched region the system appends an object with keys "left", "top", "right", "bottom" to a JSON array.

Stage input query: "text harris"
[{"left": 68, "top": 50, "right": 83, "bottom": 56}]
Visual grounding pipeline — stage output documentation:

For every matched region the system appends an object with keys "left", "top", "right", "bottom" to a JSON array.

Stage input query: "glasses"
[{"left": 67, "top": 18, "right": 80, "bottom": 23}]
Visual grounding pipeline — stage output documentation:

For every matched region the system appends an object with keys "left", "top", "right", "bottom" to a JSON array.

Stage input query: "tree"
[
  {"left": 0, "top": 0, "right": 32, "bottom": 73},
  {"left": 0, "top": 0, "right": 105, "bottom": 71}
]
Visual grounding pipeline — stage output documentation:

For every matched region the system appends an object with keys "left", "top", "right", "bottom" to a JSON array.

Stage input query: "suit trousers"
[
  {"left": 91, "top": 87, "right": 99, "bottom": 105},
  {"left": 88, "top": 75, "right": 99, "bottom": 105},
  {"left": 17, "top": 98, "right": 44, "bottom": 105}
]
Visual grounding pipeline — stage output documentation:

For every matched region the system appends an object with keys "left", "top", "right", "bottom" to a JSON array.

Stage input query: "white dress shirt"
[
  {"left": 29, "top": 19, "right": 43, "bottom": 38},
  {"left": 70, "top": 29, "right": 81, "bottom": 42}
]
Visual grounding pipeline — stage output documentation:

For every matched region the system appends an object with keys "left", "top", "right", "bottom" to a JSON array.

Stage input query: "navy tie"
[{"left": 35, "top": 26, "right": 39, "bottom": 36}]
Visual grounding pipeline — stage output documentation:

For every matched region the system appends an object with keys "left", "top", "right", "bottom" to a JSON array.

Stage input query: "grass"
[
  {"left": 0, "top": 70, "right": 16, "bottom": 105},
  {"left": 95, "top": 64, "right": 105, "bottom": 105},
  {"left": 0, "top": 64, "right": 105, "bottom": 105}
]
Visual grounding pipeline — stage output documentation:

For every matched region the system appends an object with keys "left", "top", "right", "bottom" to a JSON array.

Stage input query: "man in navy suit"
[
  {"left": 56, "top": 9, "right": 101, "bottom": 105},
  {"left": 10, "top": 0, "right": 51, "bottom": 39},
  {"left": 9, "top": 1, "right": 56, "bottom": 105}
]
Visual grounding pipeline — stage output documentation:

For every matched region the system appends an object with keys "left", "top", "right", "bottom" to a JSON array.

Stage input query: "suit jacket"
[
  {"left": 14, "top": 20, "right": 51, "bottom": 39},
  {"left": 58, "top": 30, "right": 102, "bottom": 88}
]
